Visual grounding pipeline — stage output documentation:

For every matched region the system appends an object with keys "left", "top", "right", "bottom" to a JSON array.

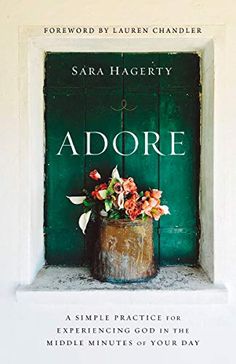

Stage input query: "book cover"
[{"left": 0, "top": 2, "right": 235, "bottom": 364}]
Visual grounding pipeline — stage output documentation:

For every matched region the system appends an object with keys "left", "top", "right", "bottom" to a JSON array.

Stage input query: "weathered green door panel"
[
  {"left": 159, "top": 91, "right": 200, "bottom": 265},
  {"left": 45, "top": 53, "right": 87, "bottom": 88},
  {"left": 160, "top": 231, "right": 199, "bottom": 265},
  {"left": 44, "top": 52, "right": 200, "bottom": 267},
  {"left": 123, "top": 92, "right": 159, "bottom": 187},
  {"left": 85, "top": 53, "right": 123, "bottom": 89},
  {"left": 45, "top": 89, "right": 86, "bottom": 265},
  {"left": 123, "top": 53, "right": 160, "bottom": 91},
  {"left": 159, "top": 53, "right": 200, "bottom": 89},
  {"left": 123, "top": 91, "right": 160, "bottom": 262},
  {"left": 45, "top": 52, "right": 123, "bottom": 89},
  {"left": 84, "top": 88, "right": 123, "bottom": 190}
]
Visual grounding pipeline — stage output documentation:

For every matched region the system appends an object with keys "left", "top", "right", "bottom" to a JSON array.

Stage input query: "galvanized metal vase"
[{"left": 93, "top": 217, "right": 157, "bottom": 283}]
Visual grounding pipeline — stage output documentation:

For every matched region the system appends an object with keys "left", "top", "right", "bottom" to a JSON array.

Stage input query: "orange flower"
[
  {"left": 144, "top": 189, "right": 162, "bottom": 202},
  {"left": 89, "top": 169, "right": 101, "bottom": 181},
  {"left": 129, "top": 208, "right": 142, "bottom": 221},
  {"left": 142, "top": 200, "right": 170, "bottom": 220},
  {"left": 124, "top": 198, "right": 142, "bottom": 221},
  {"left": 151, "top": 206, "right": 170, "bottom": 220},
  {"left": 144, "top": 190, "right": 151, "bottom": 198},
  {"left": 124, "top": 198, "right": 136, "bottom": 211},
  {"left": 149, "top": 207, "right": 163, "bottom": 221},
  {"left": 123, "top": 177, "right": 137, "bottom": 194},
  {"left": 142, "top": 195, "right": 162, "bottom": 220},
  {"left": 142, "top": 197, "right": 158, "bottom": 213},
  {"left": 130, "top": 191, "right": 140, "bottom": 201},
  {"left": 91, "top": 183, "right": 107, "bottom": 200},
  {"left": 150, "top": 189, "right": 162, "bottom": 200}
]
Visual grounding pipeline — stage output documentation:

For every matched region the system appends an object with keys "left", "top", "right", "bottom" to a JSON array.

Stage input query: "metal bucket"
[{"left": 93, "top": 218, "right": 157, "bottom": 283}]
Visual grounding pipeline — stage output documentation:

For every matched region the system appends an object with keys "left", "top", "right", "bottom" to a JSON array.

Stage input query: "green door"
[{"left": 44, "top": 52, "right": 200, "bottom": 266}]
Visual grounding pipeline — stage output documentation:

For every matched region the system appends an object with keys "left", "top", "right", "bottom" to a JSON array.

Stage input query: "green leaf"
[
  {"left": 107, "top": 177, "right": 118, "bottom": 195},
  {"left": 83, "top": 199, "right": 94, "bottom": 208},
  {"left": 98, "top": 189, "right": 107, "bottom": 199},
  {"left": 107, "top": 186, "right": 114, "bottom": 195},
  {"left": 142, "top": 213, "right": 148, "bottom": 221},
  {"left": 105, "top": 199, "right": 113, "bottom": 212},
  {"left": 108, "top": 210, "right": 121, "bottom": 219}
]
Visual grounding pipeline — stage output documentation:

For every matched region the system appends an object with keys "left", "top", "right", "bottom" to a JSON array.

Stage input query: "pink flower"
[
  {"left": 142, "top": 199, "right": 170, "bottom": 220},
  {"left": 114, "top": 182, "right": 123, "bottom": 194},
  {"left": 89, "top": 169, "right": 101, "bottom": 181}
]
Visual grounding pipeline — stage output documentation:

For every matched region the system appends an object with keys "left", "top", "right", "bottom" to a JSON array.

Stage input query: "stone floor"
[{"left": 22, "top": 265, "right": 214, "bottom": 291}]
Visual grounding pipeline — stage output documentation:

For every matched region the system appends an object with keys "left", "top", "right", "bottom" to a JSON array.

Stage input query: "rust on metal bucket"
[{"left": 93, "top": 218, "right": 157, "bottom": 282}]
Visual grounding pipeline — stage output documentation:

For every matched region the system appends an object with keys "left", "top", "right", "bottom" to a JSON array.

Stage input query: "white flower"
[
  {"left": 100, "top": 209, "right": 108, "bottom": 217},
  {"left": 66, "top": 196, "right": 86, "bottom": 204},
  {"left": 111, "top": 165, "right": 122, "bottom": 182},
  {"left": 117, "top": 192, "right": 124, "bottom": 209},
  {"left": 160, "top": 205, "right": 170, "bottom": 215},
  {"left": 78, "top": 210, "right": 92, "bottom": 234}
]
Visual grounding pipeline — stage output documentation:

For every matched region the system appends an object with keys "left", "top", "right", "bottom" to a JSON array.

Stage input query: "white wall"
[{"left": 1, "top": 1, "right": 236, "bottom": 363}]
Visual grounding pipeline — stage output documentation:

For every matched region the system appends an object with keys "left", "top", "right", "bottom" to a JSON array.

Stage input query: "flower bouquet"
[
  {"left": 67, "top": 166, "right": 170, "bottom": 283},
  {"left": 67, "top": 166, "right": 170, "bottom": 234}
]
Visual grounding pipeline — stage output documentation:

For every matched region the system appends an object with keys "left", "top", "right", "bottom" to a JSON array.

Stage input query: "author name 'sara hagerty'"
[{"left": 71, "top": 65, "right": 173, "bottom": 77}]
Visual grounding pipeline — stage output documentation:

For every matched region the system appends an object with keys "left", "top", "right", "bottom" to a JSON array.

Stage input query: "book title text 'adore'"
[{"left": 56, "top": 131, "right": 186, "bottom": 156}]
